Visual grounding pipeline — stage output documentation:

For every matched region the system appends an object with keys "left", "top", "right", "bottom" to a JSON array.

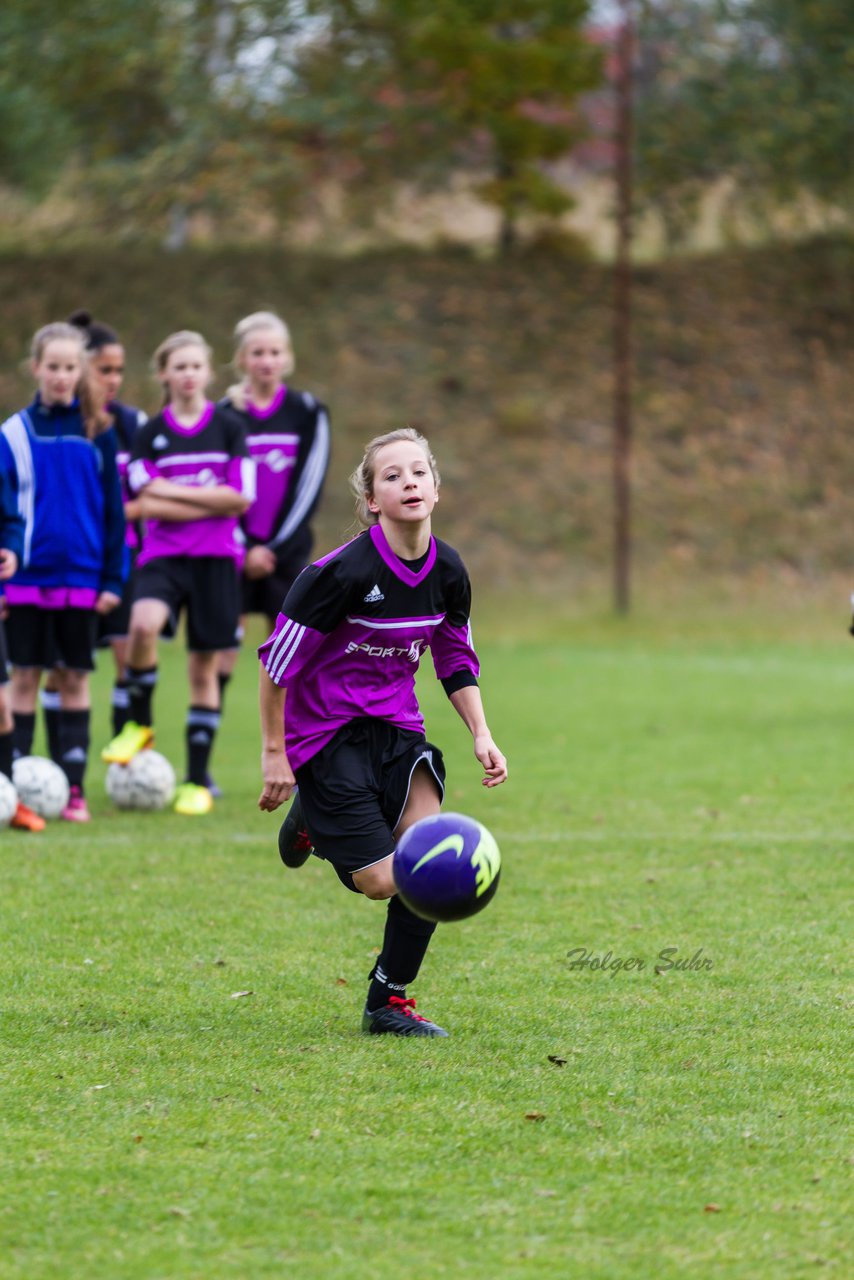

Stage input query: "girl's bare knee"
[{"left": 352, "top": 857, "right": 396, "bottom": 900}]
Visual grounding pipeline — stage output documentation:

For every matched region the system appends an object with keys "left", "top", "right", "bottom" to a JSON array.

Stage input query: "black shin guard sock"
[
  {"left": 186, "top": 705, "right": 220, "bottom": 787},
  {"left": 217, "top": 672, "right": 231, "bottom": 714},
  {"left": 126, "top": 666, "right": 158, "bottom": 728},
  {"left": 111, "top": 680, "right": 131, "bottom": 736},
  {"left": 58, "top": 708, "right": 90, "bottom": 790},
  {"left": 0, "top": 729, "right": 13, "bottom": 781},
  {"left": 12, "top": 712, "right": 36, "bottom": 760},
  {"left": 40, "top": 689, "right": 62, "bottom": 763},
  {"left": 367, "top": 894, "right": 438, "bottom": 1012}
]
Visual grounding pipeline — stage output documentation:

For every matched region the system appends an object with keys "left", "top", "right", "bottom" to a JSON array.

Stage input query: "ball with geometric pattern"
[
  {"left": 12, "top": 755, "right": 70, "bottom": 820},
  {"left": 0, "top": 772, "right": 18, "bottom": 827},
  {"left": 105, "top": 750, "right": 176, "bottom": 811}
]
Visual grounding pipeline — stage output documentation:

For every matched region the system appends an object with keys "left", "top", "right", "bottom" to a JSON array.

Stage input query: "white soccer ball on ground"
[
  {"left": 0, "top": 772, "right": 18, "bottom": 827},
  {"left": 106, "top": 750, "right": 176, "bottom": 811},
  {"left": 12, "top": 756, "right": 70, "bottom": 820}
]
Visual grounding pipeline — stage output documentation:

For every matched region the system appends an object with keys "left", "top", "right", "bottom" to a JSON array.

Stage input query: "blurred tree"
[
  {"left": 292, "top": 0, "right": 603, "bottom": 250},
  {"left": 0, "top": 0, "right": 306, "bottom": 241},
  {"left": 635, "top": 0, "right": 854, "bottom": 236}
]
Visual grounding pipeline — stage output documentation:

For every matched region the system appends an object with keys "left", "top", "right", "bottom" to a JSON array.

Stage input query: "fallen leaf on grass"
[
  {"left": 335, "top": 977, "right": 348, "bottom": 986},
  {"left": 230, "top": 990, "right": 253, "bottom": 999},
  {"left": 168, "top": 1206, "right": 190, "bottom": 1219},
  {"left": 547, "top": 1055, "right": 567, "bottom": 1067},
  {"left": 524, "top": 1111, "right": 546, "bottom": 1122},
  {"left": 704, "top": 1203, "right": 721, "bottom": 1213}
]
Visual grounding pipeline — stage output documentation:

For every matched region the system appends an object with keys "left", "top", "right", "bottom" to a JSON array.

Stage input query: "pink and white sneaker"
[{"left": 61, "top": 785, "right": 91, "bottom": 823}]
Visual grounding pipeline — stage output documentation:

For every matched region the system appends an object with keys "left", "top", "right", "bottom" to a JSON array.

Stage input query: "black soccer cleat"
[
  {"left": 361, "top": 996, "right": 449, "bottom": 1038},
  {"left": 277, "top": 791, "right": 316, "bottom": 868}
]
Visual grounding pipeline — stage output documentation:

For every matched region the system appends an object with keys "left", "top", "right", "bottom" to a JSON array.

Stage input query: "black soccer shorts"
[
  {"left": 132, "top": 555, "right": 241, "bottom": 653},
  {"left": 294, "top": 717, "right": 446, "bottom": 893},
  {"left": 5, "top": 605, "right": 97, "bottom": 672}
]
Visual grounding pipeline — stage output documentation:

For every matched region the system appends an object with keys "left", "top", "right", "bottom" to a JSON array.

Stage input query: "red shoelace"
[{"left": 387, "top": 995, "right": 426, "bottom": 1021}]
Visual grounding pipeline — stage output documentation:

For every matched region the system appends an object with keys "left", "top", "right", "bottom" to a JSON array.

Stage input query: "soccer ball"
[
  {"left": 12, "top": 756, "right": 70, "bottom": 820},
  {"left": 393, "top": 812, "right": 502, "bottom": 923},
  {"left": 0, "top": 772, "right": 18, "bottom": 827},
  {"left": 105, "top": 750, "right": 176, "bottom": 811}
]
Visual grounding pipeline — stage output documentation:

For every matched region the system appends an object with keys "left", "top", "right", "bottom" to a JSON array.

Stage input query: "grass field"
[{"left": 1, "top": 598, "right": 851, "bottom": 1279}]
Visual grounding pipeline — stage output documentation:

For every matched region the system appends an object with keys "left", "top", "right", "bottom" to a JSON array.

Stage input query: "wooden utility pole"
[{"left": 613, "top": 0, "right": 634, "bottom": 614}]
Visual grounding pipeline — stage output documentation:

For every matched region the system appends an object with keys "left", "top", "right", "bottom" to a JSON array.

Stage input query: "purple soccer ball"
[{"left": 393, "top": 812, "right": 502, "bottom": 923}]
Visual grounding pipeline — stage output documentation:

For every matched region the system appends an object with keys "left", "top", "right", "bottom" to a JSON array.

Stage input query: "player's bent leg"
[
  {"left": 394, "top": 760, "right": 442, "bottom": 841},
  {"left": 352, "top": 854, "right": 396, "bottom": 900}
]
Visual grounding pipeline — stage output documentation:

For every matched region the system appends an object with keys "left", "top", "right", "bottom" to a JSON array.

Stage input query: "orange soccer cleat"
[{"left": 10, "top": 801, "right": 46, "bottom": 833}]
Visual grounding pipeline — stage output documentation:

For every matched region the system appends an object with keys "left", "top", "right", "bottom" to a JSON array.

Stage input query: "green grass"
[{"left": 0, "top": 605, "right": 851, "bottom": 1279}]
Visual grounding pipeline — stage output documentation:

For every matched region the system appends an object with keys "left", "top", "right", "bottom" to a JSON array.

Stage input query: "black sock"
[
  {"left": 40, "top": 688, "right": 62, "bottom": 763},
  {"left": 12, "top": 711, "right": 35, "bottom": 760},
  {"left": 0, "top": 729, "right": 13, "bottom": 781},
  {"left": 186, "top": 705, "right": 220, "bottom": 787},
  {"left": 366, "top": 894, "right": 437, "bottom": 1012},
  {"left": 58, "top": 708, "right": 90, "bottom": 790},
  {"left": 217, "top": 672, "right": 232, "bottom": 713},
  {"left": 111, "top": 680, "right": 131, "bottom": 736},
  {"left": 126, "top": 666, "right": 157, "bottom": 727}
]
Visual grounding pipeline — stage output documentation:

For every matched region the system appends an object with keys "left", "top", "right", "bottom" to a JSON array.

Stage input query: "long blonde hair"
[{"left": 349, "top": 428, "right": 440, "bottom": 528}]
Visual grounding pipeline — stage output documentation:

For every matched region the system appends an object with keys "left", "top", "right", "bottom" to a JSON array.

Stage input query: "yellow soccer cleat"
[
  {"left": 173, "top": 782, "right": 214, "bottom": 816},
  {"left": 101, "top": 721, "right": 154, "bottom": 765}
]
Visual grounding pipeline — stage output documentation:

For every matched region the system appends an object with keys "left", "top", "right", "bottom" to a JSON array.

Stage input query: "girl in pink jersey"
[
  {"left": 102, "top": 331, "right": 255, "bottom": 816},
  {"left": 209, "top": 313, "right": 330, "bottom": 794}
]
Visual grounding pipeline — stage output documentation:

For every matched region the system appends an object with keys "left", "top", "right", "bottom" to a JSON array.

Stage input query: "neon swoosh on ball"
[{"left": 410, "top": 834, "right": 465, "bottom": 873}]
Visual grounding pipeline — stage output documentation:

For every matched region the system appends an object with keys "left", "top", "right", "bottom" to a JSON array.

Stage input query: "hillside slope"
[{"left": 0, "top": 239, "right": 850, "bottom": 587}]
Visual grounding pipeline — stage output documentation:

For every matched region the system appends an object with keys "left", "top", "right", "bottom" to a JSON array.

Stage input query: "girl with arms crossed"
[
  {"left": 102, "top": 331, "right": 254, "bottom": 816},
  {"left": 258, "top": 428, "right": 507, "bottom": 1038}
]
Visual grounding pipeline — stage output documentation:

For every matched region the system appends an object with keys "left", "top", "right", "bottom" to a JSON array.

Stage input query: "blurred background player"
[
  {"left": 258, "top": 428, "right": 507, "bottom": 1038},
  {"left": 0, "top": 442, "right": 43, "bottom": 831},
  {"left": 211, "top": 311, "right": 330, "bottom": 793},
  {"left": 101, "top": 330, "right": 255, "bottom": 815},
  {"left": 0, "top": 322, "right": 126, "bottom": 822},
  {"left": 40, "top": 311, "right": 148, "bottom": 758}
]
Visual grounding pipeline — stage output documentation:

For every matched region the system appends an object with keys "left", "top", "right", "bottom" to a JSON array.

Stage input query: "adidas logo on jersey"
[
  {"left": 152, "top": 434, "right": 169, "bottom": 450},
  {"left": 363, "top": 584, "right": 385, "bottom": 603}
]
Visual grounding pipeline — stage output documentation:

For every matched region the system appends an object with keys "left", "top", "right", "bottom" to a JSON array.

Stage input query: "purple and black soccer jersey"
[
  {"left": 128, "top": 402, "right": 255, "bottom": 567},
  {"left": 110, "top": 400, "right": 147, "bottom": 551},
  {"left": 259, "top": 524, "right": 480, "bottom": 772},
  {"left": 223, "top": 386, "right": 330, "bottom": 572}
]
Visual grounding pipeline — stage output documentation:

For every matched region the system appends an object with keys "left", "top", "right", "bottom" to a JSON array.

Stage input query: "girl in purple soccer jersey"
[
  {"left": 209, "top": 312, "right": 329, "bottom": 789},
  {"left": 101, "top": 331, "right": 255, "bottom": 816},
  {"left": 258, "top": 428, "right": 507, "bottom": 1038}
]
